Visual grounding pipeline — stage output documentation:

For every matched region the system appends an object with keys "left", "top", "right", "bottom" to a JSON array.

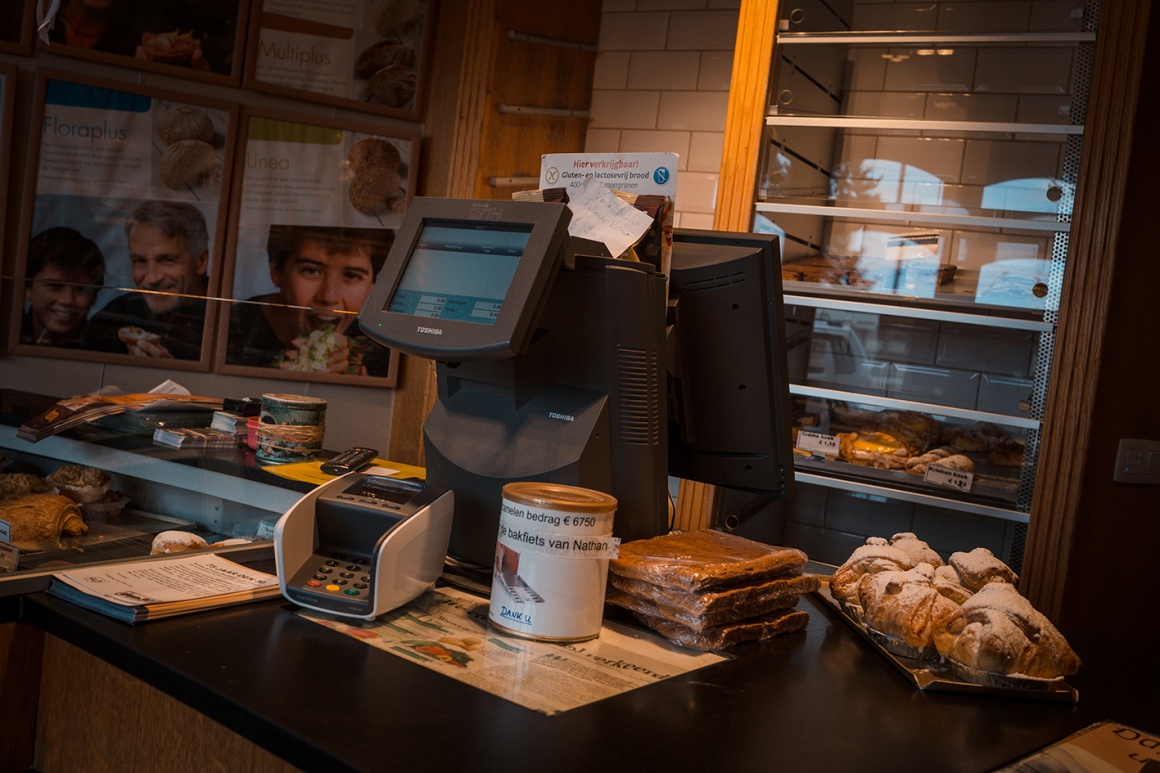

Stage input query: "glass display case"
[
  {"left": 0, "top": 392, "right": 304, "bottom": 593},
  {"left": 754, "top": 0, "right": 1100, "bottom": 568}
]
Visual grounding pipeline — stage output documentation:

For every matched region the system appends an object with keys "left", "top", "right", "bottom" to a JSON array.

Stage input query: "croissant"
[
  {"left": 949, "top": 547, "right": 1019, "bottom": 591},
  {"left": 858, "top": 563, "right": 960, "bottom": 654},
  {"left": 829, "top": 537, "right": 915, "bottom": 603},
  {"left": 932, "top": 582, "right": 1080, "bottom": 679},
  {"left": 0, "top": 494, "right": 87, "bottom": 546}
]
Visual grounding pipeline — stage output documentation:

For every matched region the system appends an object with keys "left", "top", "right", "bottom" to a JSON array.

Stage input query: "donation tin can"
[
  {"left": 488, "top": 481, "right": 619, "bottom": 642},
  {"left": 256, "top": 393, "right": 327, "bottom": 464}
]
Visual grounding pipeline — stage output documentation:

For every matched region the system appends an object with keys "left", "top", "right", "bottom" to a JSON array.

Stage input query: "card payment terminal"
[{"left": 274, "top": 472, "right": 453, "bottom": 620}]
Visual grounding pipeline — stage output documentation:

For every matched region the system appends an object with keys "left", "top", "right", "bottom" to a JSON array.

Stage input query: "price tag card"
[
  {"left": 924, "top": 464, "right": 974, "bottom": 492},
  {"left": 797, "top": 430, "right": 839, "bottom": 456},
  {"left": 0, "top": 541, "right": 18, "bottom": 573}
]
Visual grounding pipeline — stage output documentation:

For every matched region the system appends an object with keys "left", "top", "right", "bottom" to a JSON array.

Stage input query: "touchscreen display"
[{"left": 386, "top": 221, "right": 532, "bottom": 325}]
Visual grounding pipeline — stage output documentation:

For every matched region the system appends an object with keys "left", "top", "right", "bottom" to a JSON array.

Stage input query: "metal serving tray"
[{"left": 816, "top": 578, "right": 1078, "bottom": 703}]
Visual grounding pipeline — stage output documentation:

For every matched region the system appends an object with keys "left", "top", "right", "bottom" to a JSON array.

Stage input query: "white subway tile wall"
[{"left": 588, "top": 1, "right": 741, "bottom": 226}]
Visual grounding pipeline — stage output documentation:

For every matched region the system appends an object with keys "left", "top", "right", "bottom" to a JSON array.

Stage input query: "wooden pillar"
[{"left": 1023, "top": 0, "right": 1152, "bottom": 619}]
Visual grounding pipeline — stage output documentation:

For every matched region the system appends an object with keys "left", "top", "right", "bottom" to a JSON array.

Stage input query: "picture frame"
[
  {"left": 214, "top": 107, "right": 419, "bottom": 386},
  {"left": 0, "top": 3, "right": 33, "bottom": 55},
  {"left": 0, "top": 63, "right": 16, "bottom": 275},
  {"left": 35, "top": 1, "right": 248, "bottom": 86},
  {"left": 7, "top": 70, "right": 238, "bottom": 370},
  {"left": 243, "top": 0, "right": 432, "bottom": 121}
]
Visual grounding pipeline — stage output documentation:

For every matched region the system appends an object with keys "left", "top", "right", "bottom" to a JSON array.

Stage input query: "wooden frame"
[
  {"left": 35, "top": 1, "right": 248, "bottom": 86},
  {"left": 213, "top": 107, "right": 419, "bottom": 387},
  {"left": 0, "top": 63, "right": 16, "bottom": 272},
  {"left": 7, "top": 70, "right": 238, "bottom": 370},
  {"left": 0, "top": 3, "right": 33, "bottom": 55},
  {"left": 243, "top": 0, "right": 434, "bottom": 121}
]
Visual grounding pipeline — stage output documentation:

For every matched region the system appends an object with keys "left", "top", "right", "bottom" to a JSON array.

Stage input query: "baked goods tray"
[{"left": 815, "top": 579, "right": 1078, "bottom": 703}]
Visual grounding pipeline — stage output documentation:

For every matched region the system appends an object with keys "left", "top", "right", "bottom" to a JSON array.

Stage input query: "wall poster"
[
  {"left": 0, "top": 3, "right": 32, "bottom": 55},
  {"left": 7, "top": 71, "right": 237, "bottom": 370},
  {"left": 35, "top": 1, "right": 248, "bottom": 86},
  {"left": 214, "top": 108, "right": 418, "bottom": 386},
  {"left": 243, "top": 0, "right": 432, "bottom": 120}
]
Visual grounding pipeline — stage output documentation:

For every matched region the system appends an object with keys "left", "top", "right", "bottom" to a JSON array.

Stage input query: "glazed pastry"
[
  {"left": 858, "top": 563, "right": 960, "bottom": 656},
  {"left": 0, "top": 472, "right": 56, "bottom": 496},
  {"left": 836, "top": 431, "right": 909, "bottom": 469},
  {"left": 932, "top": 564, "right": 974, "bottom": 605},
  {"left": 828, "top": 537, "right": 915, "bottom": 604},
  {"left": 151, "top": 530, "right": 209, "bottom": 554},
  {"left": 948, "top": 547, "right": 1019, "bottom": 592},
  {"left": 932, "top": 582, "right": 1080, "bottom": 679},
  {"left": 988, "top": 439, "right": 1025, "bottom": 467},
  {"left": 939, "top": 421, "right": 1003, "bottom": 452},
  {"left": 909, "top": 453, "right": 974, "bottom": 476},
  {"left": 866, "top": 410, "right": 941, "bottom": 455},
  {"left": 0, "top": 494, "right": 87, "bottom": 546},
  {"left": 889, "top": 532, "right": 943, "bottom": 567}
]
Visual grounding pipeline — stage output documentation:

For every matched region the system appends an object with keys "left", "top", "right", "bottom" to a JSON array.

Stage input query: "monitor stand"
[{"left": 423, "top": 254, "right": 670, "bottom": 568}]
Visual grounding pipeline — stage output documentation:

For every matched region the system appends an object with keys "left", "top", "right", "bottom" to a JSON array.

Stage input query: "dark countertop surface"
[{"left": 19, "top": 573, "right": 1158, "bottom": 773}]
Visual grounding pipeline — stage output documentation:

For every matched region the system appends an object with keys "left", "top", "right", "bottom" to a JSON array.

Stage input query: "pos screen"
[
  {"left": 386, "top": 222, "right": 531, "bottom": 325},
  {"left": 359, "top": 197, "right": 572, "bottom": 360}
]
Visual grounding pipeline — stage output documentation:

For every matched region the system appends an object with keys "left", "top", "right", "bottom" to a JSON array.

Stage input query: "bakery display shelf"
[
  {"left": 797, "top": 472, "right": 1028, "bottom": 522},
  {"left": 793, "top": 455, "right": 1021, "bottom": 511},
  {"left": 755, "top": 201, "right": 1070, "bottom": 233},
  {"left": 815, "top": 578, "right": 1078, "bottom": 702},
  {"left": 765, "top": 114, "right": 1083, "bottom": 136},
  {"left": 789, "top": 385, "right": 1040, "bottom": 430},
  {"left": 10, "top": 508, "right": 195, "bottom": 572},
  {"left": 784, "top": 272, "right": 1005, "bottom": 315},
  {"left": 775, "top": 31, "right": 1096, "bottom": 46},
  {"left": 785, "top": 294, "right": 1053, "bottom": 332}
]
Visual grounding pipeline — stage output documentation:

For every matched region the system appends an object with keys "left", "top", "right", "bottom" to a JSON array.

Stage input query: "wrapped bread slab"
[
  {"left": 607, "top": 586, "right": 803, "bottom": 633},
  {"left": 608, "top": 571, "right": 819, "bottom": 625},
  {"left": 635, "top": 607, "right": 810, "bottom": 652},
  {"left": 610, "top": 529, "right": 808, "bottom": 593},
  {"left": 1, "top": 494, "right": 87, "bottom": 546}
]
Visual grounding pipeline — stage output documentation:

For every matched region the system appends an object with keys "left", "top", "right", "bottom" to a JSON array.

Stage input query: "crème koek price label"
[{"left": 540, "top": 152, "right": 678, "bottom": 199}]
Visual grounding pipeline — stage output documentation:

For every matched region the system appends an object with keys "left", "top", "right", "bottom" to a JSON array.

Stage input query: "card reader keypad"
[{"left": 302, "top": 554, "right": 372, "bottom": 597}]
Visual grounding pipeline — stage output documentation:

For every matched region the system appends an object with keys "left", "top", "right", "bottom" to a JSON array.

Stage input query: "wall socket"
[{"left": 1113, "top": 438, "right": 1160, "bottom": 485}]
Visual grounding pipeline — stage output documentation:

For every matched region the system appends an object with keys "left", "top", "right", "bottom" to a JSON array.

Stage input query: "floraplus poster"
[{"left": 14, "top": 76, "right": 231, "bottom": 366}]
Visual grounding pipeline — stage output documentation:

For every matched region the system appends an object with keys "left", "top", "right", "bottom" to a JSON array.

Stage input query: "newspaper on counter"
[{"left": 301, "top": 585, "right": 727, "bottom": 715}]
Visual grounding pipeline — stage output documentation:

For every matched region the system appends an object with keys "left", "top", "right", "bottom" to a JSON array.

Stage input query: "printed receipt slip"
[{"left": 47, "top": 553, "right": 281, "bottom": 623}]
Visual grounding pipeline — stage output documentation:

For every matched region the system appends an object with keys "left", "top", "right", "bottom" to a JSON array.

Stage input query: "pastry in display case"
[{"left": 0, "top": 413, "right": 302, "bottom": 590}]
